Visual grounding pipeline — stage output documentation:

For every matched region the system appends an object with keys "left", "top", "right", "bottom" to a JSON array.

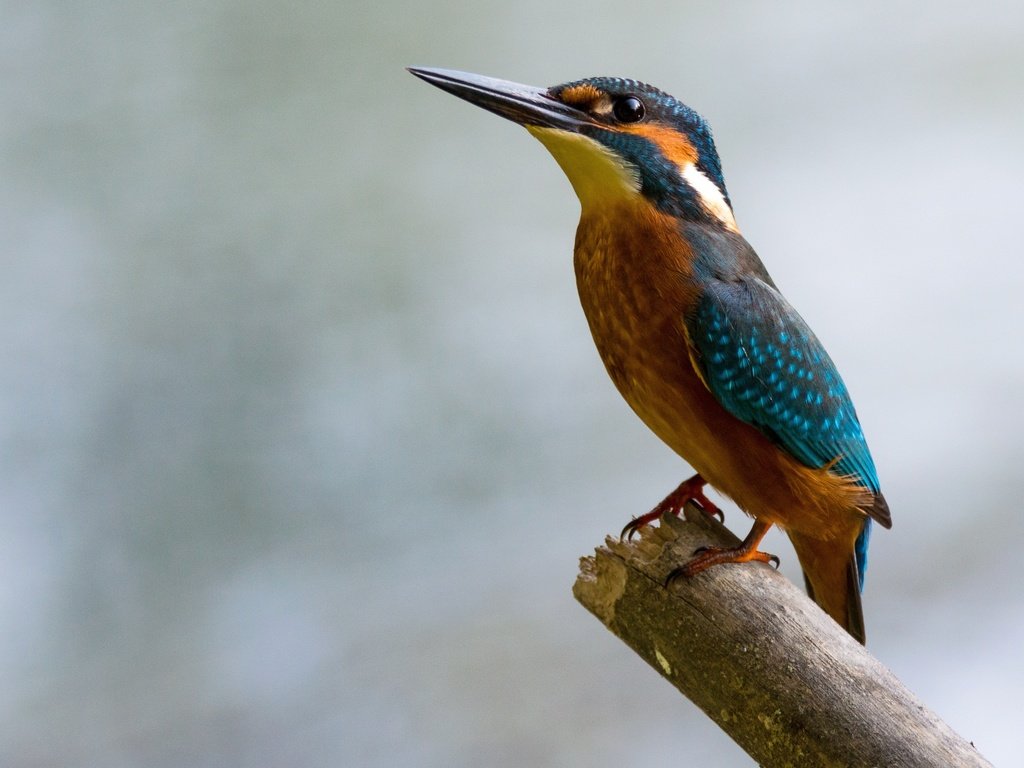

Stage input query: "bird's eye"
[{"left": 613, "top": 96, "right": 645, "bottom": 123}]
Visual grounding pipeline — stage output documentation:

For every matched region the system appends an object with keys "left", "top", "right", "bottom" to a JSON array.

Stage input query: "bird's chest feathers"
[{"left": 573, "top": 206, "right": 704, "bottom": 428}]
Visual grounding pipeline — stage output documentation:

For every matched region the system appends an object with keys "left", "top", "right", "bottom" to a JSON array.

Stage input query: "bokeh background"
[{"left": 3, "top": 1, "right": 1023, "bottom": 765}]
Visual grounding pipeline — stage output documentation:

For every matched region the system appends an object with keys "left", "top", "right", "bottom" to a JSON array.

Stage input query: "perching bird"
[{"left": 409, "top": 67, "right": 891, "bottom": 644}]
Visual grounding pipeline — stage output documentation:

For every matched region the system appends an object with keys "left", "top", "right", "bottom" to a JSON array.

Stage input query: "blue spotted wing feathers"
[{"left": 688, "top": 276, "right": 881, "bottom": 495}]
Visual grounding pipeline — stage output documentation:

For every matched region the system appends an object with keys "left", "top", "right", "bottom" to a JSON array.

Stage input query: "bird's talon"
[
  {"left": 617, "top": 474, "right": 722, "bottom": 542},
  {"left": 620, "top": 518, "right": 648, "bottom": 541},
  {"left": 690, "top": 497, "right": 724, "bottom": 523}
]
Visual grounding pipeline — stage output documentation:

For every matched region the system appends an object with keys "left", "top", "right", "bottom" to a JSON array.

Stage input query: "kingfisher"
[{"left": 409, "top": 67, "right": 892, "bottom": 644}]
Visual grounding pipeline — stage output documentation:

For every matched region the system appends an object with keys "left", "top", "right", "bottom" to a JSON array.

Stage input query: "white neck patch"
[
  {"left": 681, "top": 163, "right": 738, "bottom": 231},
  {"left": 526, "top": 126, "right": 641, "bottom": 210},
  {"left": 527, "top": 125, "right": 738, "bottom": 231}
]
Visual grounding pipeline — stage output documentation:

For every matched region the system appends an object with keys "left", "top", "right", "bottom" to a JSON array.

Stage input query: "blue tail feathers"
[{"left": 854, "top": 518, "right": 871, "bottom": 591}]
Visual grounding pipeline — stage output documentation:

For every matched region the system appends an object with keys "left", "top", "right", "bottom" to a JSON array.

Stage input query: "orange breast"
[{"left": 573, "top": 202, "right": 871, "bottom": 540}]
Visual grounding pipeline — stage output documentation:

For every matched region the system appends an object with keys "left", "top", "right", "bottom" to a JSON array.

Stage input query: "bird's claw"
[
  {"left": 698, "top": 499, "right": 725, "bottom": 524},
  {"left": 618, "top": 475, "right": 722, "bottom": 541},
  {"left": 620, "top": 518, "right": 644, "bottom": 541},
  {"left": 664, "top": 542, "right": 780, "bottom": 587}
]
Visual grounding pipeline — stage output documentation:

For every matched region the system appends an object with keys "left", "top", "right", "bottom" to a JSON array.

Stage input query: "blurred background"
[{"left": 3, "top": 1, "right": 1022, "bottom": 765}]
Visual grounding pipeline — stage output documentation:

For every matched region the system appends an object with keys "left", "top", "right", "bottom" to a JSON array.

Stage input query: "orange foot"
[
  {"left": 666, "top": 519, "right": 779, "bottom": 586},
  {"left": 621, "top": 474, "right": 723, "bottom": 541}
]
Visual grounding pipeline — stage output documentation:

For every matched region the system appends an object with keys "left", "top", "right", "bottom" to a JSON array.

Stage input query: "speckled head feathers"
[
  {"left": 546, "top": 77, "right": 733, "bottom": 225},
  {"left": 550, "top": 78, "right": 726, "bottom": 192}
]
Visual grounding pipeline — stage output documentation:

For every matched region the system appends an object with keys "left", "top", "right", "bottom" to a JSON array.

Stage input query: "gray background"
[{"left": 3, "top": 1, "right": 1022, "bottom": 765}]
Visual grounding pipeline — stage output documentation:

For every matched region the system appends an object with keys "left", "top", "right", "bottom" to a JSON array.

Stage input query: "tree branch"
[{"left": 573, "top": 506, "right": 991, "bottom": 768}]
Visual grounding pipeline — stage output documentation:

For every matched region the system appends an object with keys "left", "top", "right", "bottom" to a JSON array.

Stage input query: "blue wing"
[{"left": 687, "top": 276, "right": 881, "bottom": 495}]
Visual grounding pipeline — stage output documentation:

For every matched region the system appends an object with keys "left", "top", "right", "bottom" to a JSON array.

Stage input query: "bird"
[{"left": 408, "top": 66, "right": 891, "bottom": 644}]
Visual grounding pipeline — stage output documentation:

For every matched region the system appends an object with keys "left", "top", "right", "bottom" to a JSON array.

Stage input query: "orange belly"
[{"left": 574, "top": 204, "right": 870, "bottom": 542}]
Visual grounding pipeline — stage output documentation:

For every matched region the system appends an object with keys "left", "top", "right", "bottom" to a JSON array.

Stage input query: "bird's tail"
[{"left": 787, "top": 527, "right": 866, "bottom": 644}]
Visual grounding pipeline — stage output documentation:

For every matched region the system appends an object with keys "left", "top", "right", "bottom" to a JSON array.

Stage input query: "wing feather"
[{"left": 686, "top": 277, "right": 881, "bottom": 496}]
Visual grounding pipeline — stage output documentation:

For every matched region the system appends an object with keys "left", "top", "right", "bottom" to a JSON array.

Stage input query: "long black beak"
[{"left": 407, "top": 67, "right": 591, "bottom": 132}]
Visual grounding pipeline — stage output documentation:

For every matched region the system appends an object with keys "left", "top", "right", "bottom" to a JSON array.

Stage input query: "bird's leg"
[
  {"left": 621, "top": 473, "right": 723, "bottom": 541},
  {"left": 666, "top": 518, "right": 778, "bottom": 586}
]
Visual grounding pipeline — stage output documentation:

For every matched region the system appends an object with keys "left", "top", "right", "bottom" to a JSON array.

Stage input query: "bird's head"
[{"left": 409, "top": 67, "right": 736, "bottom": 231}]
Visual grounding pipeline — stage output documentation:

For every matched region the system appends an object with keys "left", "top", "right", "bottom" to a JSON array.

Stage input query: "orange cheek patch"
[
  {"left": 559, "top": 83, "right": 603, "bottom": 107},
  {"left": 622, "top": 123, "right": 698, "bottom": 170}
]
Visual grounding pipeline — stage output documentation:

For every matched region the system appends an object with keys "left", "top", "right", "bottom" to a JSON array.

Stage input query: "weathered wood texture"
[{"left": 573, "top": 507, "right": 991, "bottom": 768}]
